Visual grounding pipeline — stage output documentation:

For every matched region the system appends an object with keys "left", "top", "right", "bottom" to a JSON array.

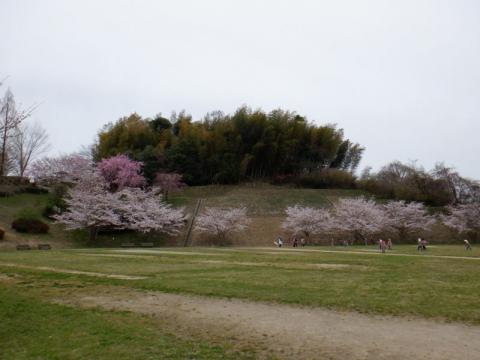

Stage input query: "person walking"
[
  {"left": 417, "top": 238, "right": 423, "bottom": 251},
  {"left": 464, "top": 239, "right": 472, "bottom": 251},
  {"left": 274, "top": 237, "right": 283, "bottom": 247},
  {"left": 421, "top": 238, "right": 427, "bottom": 251},
  {"left": 387, "top": 238, "right": 392, "bottom": 250},
  {"left": 300, "top": 238, "right": 306, "bottom": 247},
  {"left": 292, "top": 237, "right": 298, "bottom": 247},
  {"left": 379, "top": 239, "right": 386, "bottom": 253}
]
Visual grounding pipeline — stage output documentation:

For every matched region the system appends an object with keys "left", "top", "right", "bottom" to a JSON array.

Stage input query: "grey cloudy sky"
[{"left": 1, "top": 0, "right": 479, "bottom": 178}]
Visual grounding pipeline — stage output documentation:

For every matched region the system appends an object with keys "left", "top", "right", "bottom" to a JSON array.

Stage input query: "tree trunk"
[{"left": 89, "top": 227, "right": 98, "bottom": 242}]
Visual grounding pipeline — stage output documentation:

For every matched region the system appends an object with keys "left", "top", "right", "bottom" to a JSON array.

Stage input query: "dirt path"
[{"left": 60, "top": 288, "right": 480, "bottom": 360}]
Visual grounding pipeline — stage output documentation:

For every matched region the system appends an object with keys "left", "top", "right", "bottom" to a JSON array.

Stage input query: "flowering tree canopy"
[
  {"left": 282, "top": 205, "right": 334, "bottom": 238},
  {"left": 98, "top": 154, "right": 145, "bottom": 191},
  {"left": 116, "top": 187, "right": 186, "bottom": 234},
  {"left": 154, "top": 172, "right": 186, "bottom": 200},
  {"left": 442, "top": 203, "right": 480, "bottom": 234},
  {"left": 195, "top": 207, "right": 250, "bottom": 244},
  {"left": 55, "top": 172, "right": 186, "bottom": 241},
  {"left": 332, "top": 197, "right": 386, "bottom": 243},
  {"left": 29, "top": 153, "right": 93, "bottom": 183},
  {"left": 383, "top": 200, "right": 435, "bottom": 240},
  {"left": 53, "top": 173, "right": 123, "bottom": 241}
]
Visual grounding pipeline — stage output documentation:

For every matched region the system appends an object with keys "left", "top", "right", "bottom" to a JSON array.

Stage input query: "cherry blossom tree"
[
  {"left": 29, "top": 153, "right": 93, "bottom": 183},
  {"left": 442, "top": 203, "right": 480, "bottom": 234},
  {"left": 55, "top": 172, "right": 186, "bottom": 241},
  {"left": 383, "top": 200, "right": 435, "bottom": 241},
  {"left": 282, "top": 205, "right": 334, "bottom": 241},
  {"left": 53, "top": 172, "right": 123, "bottom": 241},
  {"left": 116, "top": 187, "right": 186, "bottom": 234},
  {"left": 195, "top": 207, "right": 250, "bottom": 245},
  {"left": 98, "top": 154, "right": 145, "bottom": 191},
  {"left": 154, "top": 172, "right": 186, "bottom": 200},
  {"left": 331, "top": 197, "right": 387, "bottom": 245}
]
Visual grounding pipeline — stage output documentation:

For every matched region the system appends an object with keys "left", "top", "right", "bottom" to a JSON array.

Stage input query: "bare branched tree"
[
  {"left": 12, "top": 122, "right": 50, "bottom": 177},
  {"left": 0, "top": 89, "right": 37, "bottom": 175}
]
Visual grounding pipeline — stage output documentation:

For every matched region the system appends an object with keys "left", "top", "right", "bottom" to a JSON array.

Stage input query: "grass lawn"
[
  {"left": 0, "top": 285, "right": 253, "bottom": 360},
  {"left": 1, "top": 245, "right": 479, "bottom": 358},
  {"left": 1, "top": 245, "right": 479, "bottom": 323}
]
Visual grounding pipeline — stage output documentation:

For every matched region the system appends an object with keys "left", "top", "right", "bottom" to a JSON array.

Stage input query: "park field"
[{"left": 1, "top": 245, "right": 480, "bottom": 359}]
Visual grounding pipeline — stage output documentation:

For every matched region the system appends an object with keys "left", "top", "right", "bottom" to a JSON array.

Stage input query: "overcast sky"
[{"left": 1, "top": 0, "right": 479, "bottom": 178}]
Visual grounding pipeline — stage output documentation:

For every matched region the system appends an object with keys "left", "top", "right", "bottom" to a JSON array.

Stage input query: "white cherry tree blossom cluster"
[
  {"left": 282, "top": 205, "right": 334, "bottom": 240},
  {"left": 195, "top": 207, "right": 250, "bottom": 245},
  {"left": 54, "top": 172, "right": 186, "bottom": 241},
  {"left": 442, "top": 203, "right": 480, "bottom": 234},
  {"left": 332, "top": 197, "right": 386, "bottom": 244},
  {"left": 29, "top": 153, "right": 93, "bottom": 183},
  {"left": 383, "top": 200, "right": 435, "bottom": 240},
  {"left": 282, "top": 197, "right": 437, "bottom": 244}
]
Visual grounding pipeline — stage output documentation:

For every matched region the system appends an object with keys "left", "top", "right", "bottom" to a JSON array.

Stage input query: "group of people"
[
  {"left": 417, "top": 238, "right": 428, "bottom": 251},
  {"left": 274, "top": 235, "right": 474, "bottom": 251},
  {"left": 274, "top": 236, "right": 306, "bottom": 248},
  {"left": 378, "top": 238, "right": 393, "bottom": 253}
]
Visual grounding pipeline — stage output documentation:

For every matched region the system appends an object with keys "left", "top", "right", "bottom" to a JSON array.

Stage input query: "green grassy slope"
[{"left": 0, "top": 184, "right": 364, "bottom": 249}]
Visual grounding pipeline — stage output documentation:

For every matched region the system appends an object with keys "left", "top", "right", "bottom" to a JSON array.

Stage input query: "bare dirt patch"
[
  {"left": 0, "top": 262, "right": 146, "bottom": 280},
  {"left": 58, "top": 287, "right": 480, "bottom": 360},
  {"left": 111, "top": 249, "right": 221, "bottom": 256},
  {"left": 197, "top": 260, "right": 368, "bottom": 270},
  {"left": 80, "top": 253, "right": 152, "bottom": 259}
]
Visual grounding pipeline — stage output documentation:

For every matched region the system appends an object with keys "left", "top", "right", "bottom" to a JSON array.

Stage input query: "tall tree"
[
  {"left": 0, "top": 89, "right": 36, "bottom": 175},
  {"left": 12, "top": 122, "right": 50, "bottom": 177}
]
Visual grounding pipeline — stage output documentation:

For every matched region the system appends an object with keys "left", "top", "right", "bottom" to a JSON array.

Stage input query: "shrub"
[
  {"left": 0, "top": 227, "right": 4, "bottom": 240},
  {"left": 295, "top": 169, "right": 356, "bottom": 189},
  {"left": 11, "top": 218, "right": 49, "bottom": 234},
  {"left": 23, "top": 185, "right": 49, "bottom": 194},
  {"left": 43, "top": 184, "right": 68, "bottom": 218},
  {"left": 12, "top": 207, "right": 49, "bottom": 234},
  {"left": 0, "top": 185, "right": 17, "bottom": 197}
]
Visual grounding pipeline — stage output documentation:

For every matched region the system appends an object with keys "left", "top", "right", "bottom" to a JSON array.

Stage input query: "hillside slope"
[{"left": 0, "top": 184, "right": 363, "bottom": 249}]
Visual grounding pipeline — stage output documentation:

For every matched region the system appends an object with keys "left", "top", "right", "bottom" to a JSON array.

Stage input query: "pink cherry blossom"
[{"left": 98, "top": 154, "right": 146, "bottom": 191}]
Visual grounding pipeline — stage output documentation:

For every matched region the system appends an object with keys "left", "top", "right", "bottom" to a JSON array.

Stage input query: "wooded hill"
[{"left": 94, "top": 106, "right": 364, "bottom": 185}]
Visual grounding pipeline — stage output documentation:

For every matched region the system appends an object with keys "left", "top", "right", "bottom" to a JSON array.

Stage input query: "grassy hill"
[{"left": 0, "top": 183, "right": 364, "bottom": 249}]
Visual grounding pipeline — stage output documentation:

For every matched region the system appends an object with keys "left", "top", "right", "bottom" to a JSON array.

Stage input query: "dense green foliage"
[{"left": 94, "top": 107, "right": 364, "bottom": 185}]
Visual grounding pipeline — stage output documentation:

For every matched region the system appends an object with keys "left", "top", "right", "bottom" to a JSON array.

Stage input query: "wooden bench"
[
  {"left": 38, "top": 244, "right": 51, "bottom": 250},
  {"left": 16, "top": 244, "right": 31, "bottom": 250},
  {"left": 120, "top": 242, "right": 136, "bottom": 248},
  {"left": 140, "top": 242, "right": 154, "bottom": 248}
]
